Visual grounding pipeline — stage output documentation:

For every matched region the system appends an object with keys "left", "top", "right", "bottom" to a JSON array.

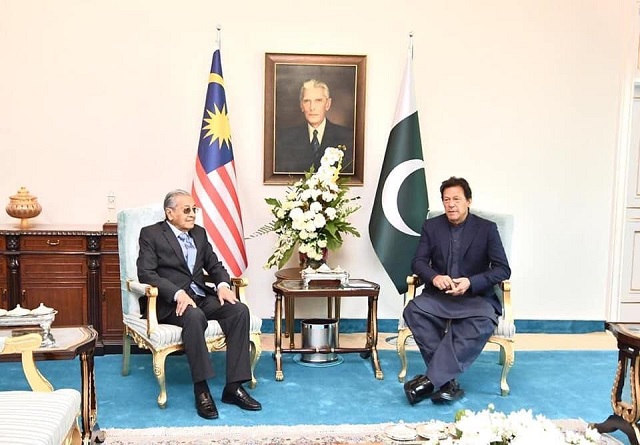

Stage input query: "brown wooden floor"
[{"left": 260, "top": 331, "right": 617, "bottom": 352}]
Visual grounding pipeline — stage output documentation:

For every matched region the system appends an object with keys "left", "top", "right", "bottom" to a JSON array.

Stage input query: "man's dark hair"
[{"left": 439, "top": 176, "right": 472, "bottom": 200}]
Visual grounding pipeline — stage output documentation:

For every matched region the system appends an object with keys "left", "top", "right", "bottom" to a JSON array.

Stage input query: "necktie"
[
  {"left": 178, "top": 233, "right": 205, "bottom": 297},
  {"left": 178, "top": 233, "right": 195, "bottom": 272},
  {"left": 311, "top": 129, "right": 320, "bottom": 154}
]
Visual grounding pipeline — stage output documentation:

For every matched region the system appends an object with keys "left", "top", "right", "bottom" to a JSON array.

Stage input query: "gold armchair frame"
[
  {"left": 397, "top": 275, "right": 514, "bottom": 396},
  {"left": 121, "top": 277, "right": 262, "bottom": 408},
  {"left": 117, "top": 205, "right": 263, "bottom": 409}
]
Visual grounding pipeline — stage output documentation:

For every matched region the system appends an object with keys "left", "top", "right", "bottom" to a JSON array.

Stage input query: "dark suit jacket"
[
  {"left": 136, "top": 221, "right": 231, "bottom": 321},
  {"left": 274, "top": 119, "right": 354, "bottom": 174},
  {"left": 411, "top": 213, "right": 511, "bottom": 320}
]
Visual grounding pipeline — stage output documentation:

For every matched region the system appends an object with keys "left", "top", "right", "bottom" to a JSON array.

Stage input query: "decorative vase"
[
  {"left": 6, "top": 187, "right": 42, "bottom": 229},
  {"left": 299, "top": 248, "right": 328, "bottom": 270}
]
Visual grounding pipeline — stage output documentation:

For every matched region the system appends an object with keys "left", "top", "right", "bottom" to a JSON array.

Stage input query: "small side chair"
[
  {"left": 117, "top": 204, "right": 262, "bottom": 408},
  {"left": 396, "top": 209, "right": 515, "bottom": 396},
  {"left": 0, "top": 333, "right": 82, "bottom": 444}
]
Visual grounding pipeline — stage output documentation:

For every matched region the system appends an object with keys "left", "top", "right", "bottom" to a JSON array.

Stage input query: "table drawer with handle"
[{"left": 20, "top": 235, "right": 86, "bottom": 252}]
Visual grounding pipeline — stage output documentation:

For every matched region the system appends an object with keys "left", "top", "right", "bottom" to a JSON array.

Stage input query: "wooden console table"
[
  {"left": 591, "top": 322, "right": 640, "bottom": 444},
  {"left": 0, "top": 224, "right": 122, "bottom": 350},
  {"left": 272, "top": 279, "right": 382, "bottom": 381}
]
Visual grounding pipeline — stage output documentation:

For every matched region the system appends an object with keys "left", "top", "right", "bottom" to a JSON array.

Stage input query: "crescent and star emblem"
[{"left": 380, "top": 159, "right": 425, "bottom": 236}]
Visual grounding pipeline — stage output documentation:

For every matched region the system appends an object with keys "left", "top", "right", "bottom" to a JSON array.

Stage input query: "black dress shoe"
[
  {"left": 195, "top": 392, "right": 218, "bottom": 419},
  {"left": 403, "top": 374, "right": 435, "bottom": 405},
  {"left": 431, "top": 379, "right": 464, "bottom": 404},
  {"left": 221, "top": 385, "right": 262, "bottom": 411}
]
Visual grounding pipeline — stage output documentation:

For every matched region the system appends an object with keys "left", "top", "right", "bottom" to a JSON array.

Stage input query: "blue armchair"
[{"left": 117, "top": 205, "right": 262, "bottom": 408}]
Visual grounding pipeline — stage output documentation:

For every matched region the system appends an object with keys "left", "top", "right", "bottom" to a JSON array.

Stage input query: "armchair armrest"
[
  {"left": 126, "top": 279, "right": 160, "bottom": 335},
  {"left": 231, "top": 277, "right": 249, "bottom": 304},
  {"left": 499, "top": 280, "right": 512, "bottom": 323},
  {"left": 202, "top": 275, "right": 249, "bottom": 304},
  {"left": 404, "top": 274, "right": 512, "bottom": 321},
  {"left": 0, "top": 334, "right": 53, "bottom": 392},
  {"left": 405, "top": 274, "right": 421, "bottom": 307},
  {"left": 126, "top": 276, "right": 250, "bottom": 336}
]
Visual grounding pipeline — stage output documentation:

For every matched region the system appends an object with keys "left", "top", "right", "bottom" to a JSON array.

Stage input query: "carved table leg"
[
  {"left": 287, "top": 298, "right": 295, "bottom": 349},
  {"left": 80, "top": 348, "right": 104, "bottom": 444},
  {"left": 285, "top": 298, "right": 294, "bottom": 343},
  {"left": 274, "top": 293, "right": 284, "bottom": 381},
  {"left": 592, "top": 346, "right": 640, "bottom": 445},
  {"left": 591, "top": 415, "right": 640, "bottom": 445},
  {"left": 364, "top": 295, "right": 383, "bottom": 380}
]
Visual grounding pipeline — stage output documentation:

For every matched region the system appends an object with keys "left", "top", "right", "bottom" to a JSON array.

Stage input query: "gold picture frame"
[{"left": 263, "top": 53, "right": 366, "bottom": 185}]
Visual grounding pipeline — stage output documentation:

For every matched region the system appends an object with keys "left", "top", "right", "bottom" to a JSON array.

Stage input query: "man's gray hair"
[
  {"left": 163, "top": 189, "right": 191, "bottom": 215},
  {"left": 299, "top": 79, "right": 330, "bottom": 101}
]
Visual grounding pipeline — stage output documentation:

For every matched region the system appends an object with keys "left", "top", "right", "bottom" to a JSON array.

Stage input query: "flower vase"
[{"left": 299, "top": 248, "right": 328, "bottom": 270}]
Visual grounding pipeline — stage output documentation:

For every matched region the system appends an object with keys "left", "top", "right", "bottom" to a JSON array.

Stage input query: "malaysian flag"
[{"left": 191, "top": 37, "right": 247, "bottom": 276}]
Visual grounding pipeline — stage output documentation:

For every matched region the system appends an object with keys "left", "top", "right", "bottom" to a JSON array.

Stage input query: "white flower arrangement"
[
  {"left": 447, "top": 405, "right": 602, "bottom": 445},
  {"left": 261, "top": 146, "right": 361, "bottom": 270}
]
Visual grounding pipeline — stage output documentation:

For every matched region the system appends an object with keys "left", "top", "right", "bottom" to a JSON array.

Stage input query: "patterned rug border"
[
  {"left": 103, "top": 420, "right": 623, "bottom": 444},
  {"left": 104, "top": 422, "right": 391, "bottom": 444}
]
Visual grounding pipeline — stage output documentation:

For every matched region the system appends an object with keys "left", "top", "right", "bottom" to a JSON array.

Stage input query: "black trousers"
[{"left": 161, "top": 296, "right": 251, "bottom": 385}]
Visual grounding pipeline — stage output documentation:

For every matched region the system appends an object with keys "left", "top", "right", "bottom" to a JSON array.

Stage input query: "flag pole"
[
  {"left": 216, "top": 24, "right": 222, "bottom": 49},
  {"left": 408, "top": 31, "right": 414, "bottom": 60}
]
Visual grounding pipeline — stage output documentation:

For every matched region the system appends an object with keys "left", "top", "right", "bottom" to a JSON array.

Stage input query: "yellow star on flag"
[{"left": 202, "top": 104, "right": 232, "bottom": 149}]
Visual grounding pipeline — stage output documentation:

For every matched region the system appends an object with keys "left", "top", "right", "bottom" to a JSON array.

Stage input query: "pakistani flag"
[{"left": 369, "top": 48, "right": 428, "bottom": 294}]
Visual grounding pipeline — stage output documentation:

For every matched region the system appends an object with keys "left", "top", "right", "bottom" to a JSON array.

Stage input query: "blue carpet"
[
  {"left": 0, "top": 350, "right": 623, "bottom": 433},
  {"left": 262, "top": 319, "right": 607, "bottom": 335}
]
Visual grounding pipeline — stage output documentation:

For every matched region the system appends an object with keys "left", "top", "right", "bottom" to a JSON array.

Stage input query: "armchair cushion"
[
  {"left": 494, "top": 313, "right": 516, "bottom": 338},
  {"left": 123, "top": 312, "right": 263, "bottom": 348},
  {"left": 0, "top": 333, "right": 81, "bottom": 445},
  {"left": 0, "top": 390, "right": 81, "bottom": 445}
]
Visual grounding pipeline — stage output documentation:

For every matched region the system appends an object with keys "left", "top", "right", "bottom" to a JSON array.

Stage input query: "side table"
[
  {"left": 591, "top": 322, "right": 640, "bottom": 445},
  {"left": 0, "top": 325, "right": 102, "bottom": 444},
  {"left": 275, "top": 267, "right": 341, "bottom": 345},
  {"left": 272, "top": 279, "right": 383, "bottom": 381}
]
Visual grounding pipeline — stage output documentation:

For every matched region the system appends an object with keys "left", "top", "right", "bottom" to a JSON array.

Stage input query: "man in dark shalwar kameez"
[{"left": 403, "top": 177, "right": 511, "bottom": 404}]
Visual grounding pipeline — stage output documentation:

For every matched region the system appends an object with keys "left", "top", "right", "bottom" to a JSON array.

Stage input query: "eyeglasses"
[{"left": 172, "top": 206, "right": 199, "bottom": 215}]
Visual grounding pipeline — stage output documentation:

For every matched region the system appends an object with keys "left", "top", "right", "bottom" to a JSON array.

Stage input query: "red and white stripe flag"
[{"left": 191, "top": 38, "right": 247, "bottom": 276}]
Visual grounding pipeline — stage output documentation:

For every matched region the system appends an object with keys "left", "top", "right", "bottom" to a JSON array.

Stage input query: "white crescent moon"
[{"left": 381, "top": 159, "right": 425, "bottom": 236}]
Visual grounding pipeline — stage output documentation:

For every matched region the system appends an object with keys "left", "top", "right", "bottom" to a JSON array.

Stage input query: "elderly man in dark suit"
[
  {"left": 137, "top": 189, "right": 261, "bottom": 419},
  {"left": 403, "top": 177, "right": 511, "bottom": 405},
  {"left": 275, "top": 79, "right": 354, "bottom": 173}
]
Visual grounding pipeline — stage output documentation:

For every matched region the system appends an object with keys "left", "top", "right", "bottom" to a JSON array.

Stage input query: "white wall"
[{"left": 0, "top": 0, "right": 635, "bottom": 321}]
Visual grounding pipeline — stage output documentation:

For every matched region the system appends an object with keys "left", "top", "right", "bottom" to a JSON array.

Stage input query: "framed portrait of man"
[{"left": 263, "top": 53, "right": 366, "bottom": 185}]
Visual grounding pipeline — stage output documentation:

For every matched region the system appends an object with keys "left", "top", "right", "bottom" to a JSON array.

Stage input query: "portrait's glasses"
[{"left": 175, "top": 206, "right": 199, "bottom": 215}]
